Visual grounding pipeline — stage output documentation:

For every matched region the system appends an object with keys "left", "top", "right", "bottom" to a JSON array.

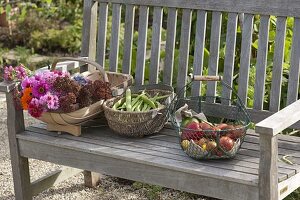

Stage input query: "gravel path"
[{"left": 0, "top": 96, "right": 211, "bottom": 200}]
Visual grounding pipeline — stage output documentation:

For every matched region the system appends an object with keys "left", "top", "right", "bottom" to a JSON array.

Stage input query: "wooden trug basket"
[{"left": 38, "top": 57, "right": 132, "bottom": 136}]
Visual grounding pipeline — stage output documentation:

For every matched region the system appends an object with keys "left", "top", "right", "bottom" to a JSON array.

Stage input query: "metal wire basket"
[{"left": 169, "top": 75, "right": 251, "bottom": 159}]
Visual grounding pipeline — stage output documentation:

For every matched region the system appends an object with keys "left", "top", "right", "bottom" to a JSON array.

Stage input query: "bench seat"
[{"left": 17, "top": 124, "right": 300, "bottom": 200}]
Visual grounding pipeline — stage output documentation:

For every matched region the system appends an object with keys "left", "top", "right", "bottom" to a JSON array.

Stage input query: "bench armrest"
[
  {"left": 255, "top": 99, "right": 300, "bottom": 136},
  {"left": 0, "top": 81, "right": 16, "bottom": 93}
]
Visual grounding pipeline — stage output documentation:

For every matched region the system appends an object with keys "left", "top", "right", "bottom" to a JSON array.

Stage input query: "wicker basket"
[
  {"left": 170, "top": 75, "right": 250, "bottom": 159},
  {"left": 38, "top": 57, "right": 132, "bottom": 136},
  {"left": 103, "top": 84, "right": 173, "bottom": 137}
]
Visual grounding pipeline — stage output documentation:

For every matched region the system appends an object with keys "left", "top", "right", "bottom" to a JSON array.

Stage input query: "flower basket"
[
  {"left": 169, "top": 75, "right": 250, "bottom": 159},
  {"left": 29, "top": 57, "right": 132, "bottom": 136},
  {"left": 103, "top": 84, "right": 173, "bottom": 137}
]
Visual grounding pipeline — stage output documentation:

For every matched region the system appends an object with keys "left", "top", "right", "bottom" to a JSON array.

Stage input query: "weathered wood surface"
[
  {"left": 96, "top": 0, "right": 300, "bottom": 18},
  {"left": 6, "top": 91, "right": 31, "bottom": 199},
  {"left": 176, "top": 9, "right": 192, "bottom": 97},
  {"left": 269, "top": 17, "right": 287, "bottom": 112},
  {"left": 256, "top": 99, "right": 300, "bottom": 136},
  {"left": 0, "top": 81, "right": 15, "bottom": 93},
  {"left": 191, "top": 10, "right": 207, "bottom": 97},
  {"left": 18, "top": 124, "right": 300, "bottom": 199},
  {"left": 221, "top": 12, "right": 238, "bottom": 105},
  {"left": 24, "top": 125, "right": 300, "bottom": 179},
  {"left": 259, "top": 134, "right": 278, "bottom": 200},
  {"left": 253, "top": 15, "right": 270, "bottom": 110},
  {"left": 109, "top": 3, "right": 121, "bottom": 72},
  {"left": 206, "top": 12, "right": 222, "bottom": 102},
  {"left": 163, "top": 8, "right": 177, "bottom": 85},
  {"left": 237, "top": 14, "right": 254, "bottom": 105},
  {"left": 287, "top": 18, "right": 300, "bottom": 105},
  {"left": 31, "top": 168, "right": 83, "bottom": 196},
  {"left": 122, "top": 5, "right": 135, "bottom": 74},
  {"left": 96, "top": 3, "right": 108, "bottom": 67},
  {"left": 149, "top": 6, "right": 163, "bottom": 84},
  {"left": 135, "top": 6, "right": 149, "bottom": 85}
]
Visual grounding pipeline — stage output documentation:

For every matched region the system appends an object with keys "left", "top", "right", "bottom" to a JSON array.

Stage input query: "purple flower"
[
  {"left": 15, "top": 66, "right": 27, "bottom": 80},
  {"left": 21, "top": 77, "right": 32, "bottom": 89},
  {"left": 40, "top": 92, "right": 59, "bottom": 110},
  {"left": 3, "top": 66, "right": 14, "bottom": 81},
  {"left": 32, "top": 81, "right": 49, "bottom": 98}
]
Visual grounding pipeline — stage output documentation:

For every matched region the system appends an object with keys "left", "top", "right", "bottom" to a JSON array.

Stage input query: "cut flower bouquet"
[{"left": 3, "top": 65, "right": 112, "bottom": 118}]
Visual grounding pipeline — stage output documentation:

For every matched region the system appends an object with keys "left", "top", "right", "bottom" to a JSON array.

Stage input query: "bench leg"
[
  {"left": 9, "top": 155, "right": 31, "bottom": 200},
  {"left": 6, "top": 91, "right": 32, "bottom": 199},
  {"left": 83, "top": 171, "right": 101, "bottom": 187}
]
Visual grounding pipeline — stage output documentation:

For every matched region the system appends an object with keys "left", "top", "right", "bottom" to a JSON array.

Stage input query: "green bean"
[
  {"left": 141, "top": 94, "right": 156, "bottom": 109},
  {"left": 132, "top": 99, "right": 143, "bottom": 111},
  {"left": 126, "top": 88, "right": 132, "bottom": 111},
  {"left": 141, "top": 103, "right": 148, "bottom": 111},
  {"left": 113, "top": 97, "right": 125, "bottom": 110},
  {"left": 134, "top": 100, "right": 143, "bottom": 111}
]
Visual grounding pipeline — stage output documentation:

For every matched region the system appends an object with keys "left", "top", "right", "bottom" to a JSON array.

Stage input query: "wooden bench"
[{"left": 1, "top": 0, "right": 300, "bottom": 199}]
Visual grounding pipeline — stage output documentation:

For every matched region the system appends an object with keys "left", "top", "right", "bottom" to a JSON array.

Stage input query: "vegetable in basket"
[{"left": 112, "top": 88, "right": 169, "bottom": 112}]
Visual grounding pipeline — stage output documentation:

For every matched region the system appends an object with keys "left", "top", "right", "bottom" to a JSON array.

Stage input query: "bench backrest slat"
[
  {"left": 207, "top": 11, "right": 222, "bottom": 102},
  {"left": 191, "top": 10, "right": 207, "bottom": 97},
  {"left": 221, "top": 12, "right": 238, "bottom": 106},
  {"left": 135, "top": 6, "right": 149, "bottom": 85},
  {"left": 96, "top": 0, "right": 300, "bottom": 18},
  {"left": 149, "top": 7, "right": 163, "bottom": 84},
  {"left": 176, "top": 9, "right": 192, "bottom": 97},
  {"left": 253, "top": 15, "right": 270, "bottom": 110},
  {"left": 237, "top": 14, "right": 254, "bottom": 105},
  {"left": 96, "top": 3, "right": 108, "bottom": 67},
  {"left": 81, "top": 0, "right": 300, "bottom": 125},
  {"left": 163, "top": 8, "right": 177, "bottom": 86},
  {"left": 269, "top": 17, "right": 287, "bottom": 112},
  {"left": 287, "top": 18, "right": 300, "bottom": 105},
  {"left": 122, "top": 5, "right": 135, "bottom": 74},
  {"left": 109, "top": 4, "right": 122, "bottom": 72}
]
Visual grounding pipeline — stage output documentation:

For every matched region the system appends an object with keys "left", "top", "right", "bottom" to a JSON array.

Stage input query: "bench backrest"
[{"left": 80, "top": 0, "right": 300, "bottom": 126}]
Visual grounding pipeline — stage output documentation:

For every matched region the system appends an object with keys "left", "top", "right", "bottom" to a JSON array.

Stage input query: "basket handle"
[
  {"left": 190, "top": 74, "right": 222, "bottom": 82},
  {"left": 51, "top": 57, "right": 109, "bottom": 83}
]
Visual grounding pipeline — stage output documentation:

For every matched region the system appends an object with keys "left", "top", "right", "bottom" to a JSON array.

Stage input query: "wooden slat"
[
  {"left": 26, "top": 126, "right": 299, "bottom": 181},
  {"left": 253, "top": 15, "right": 270, "bottom": 110},
  {"left": 109, "top": 3, "right": 122, "bottom": 72},
  {"left": 149, "top": 7, "right": 163, "bottom": 84},
  {"left": 96, "top": 0, "right": 300, "bottom": 18},
  {"left": 0, "top": 81, "right": 15, "bottom": 93},
  {"left": 18, "top": 131, "right": 259, "bottom": 185},
  {"left": 163, "top": 8, "right": 177, "bottom": 85},
  {"left": 191, "top": 10, "right": 207, "bottom": 97},
  {"left": 176, "top": 9, "right": 192, "bottom": 97},
  {"left": 279, "top": 172, "right": 300, "bottom": 200},
  {"left": 96, "top": 3, "right": 108, "bottom": 67},
  {"left": 135, "top": 6, "right": 149, "bottom": 85},
  {"left": 122, "top": 5, "right": 135, "bottom": 74},
  {"left": 287, "top": 18, "right": 300, "bottom": 105},
  {"left": 31, "top": 168, "right": 83, "bottom": 196},
  {"left": 206, "top": 11, "right": 222, "bottom": 102},
  {"left": 6, "top": 92, "right": 31, "bottom": 199},
  {"left": 259, "top": 134, "right": 278, "bottom": 200},
  {"left": 18, "top": 137, "right": 259, "bottom": 200},
  {"left": 81, "top": 0, "right": 95, "bottom": 57},
  {"left": 81, "top": 0, "right": 98, "bottom": 72},
  {"left": 269, "top": 17, "right": 287, "bottom": 112},
  {"left": 238, "top": 14, "right": 254, "bottom": 105},
  {"left": 256, "top": 99, "right": 300, "bottom": 136},
  {"left": 28, "top": 125, "right": 300, "bottom": 174},
  {"left": 221, "top": 12, "right": 238, "bottom": 105}
]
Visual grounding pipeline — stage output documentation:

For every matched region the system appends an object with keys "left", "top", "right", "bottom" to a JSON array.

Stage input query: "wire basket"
[
  {"left": 170, "top": 75, "right": 251, "bottom": 159},
  {"left": 103, "top": 84, "right": 173, "bottom": 137}
]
